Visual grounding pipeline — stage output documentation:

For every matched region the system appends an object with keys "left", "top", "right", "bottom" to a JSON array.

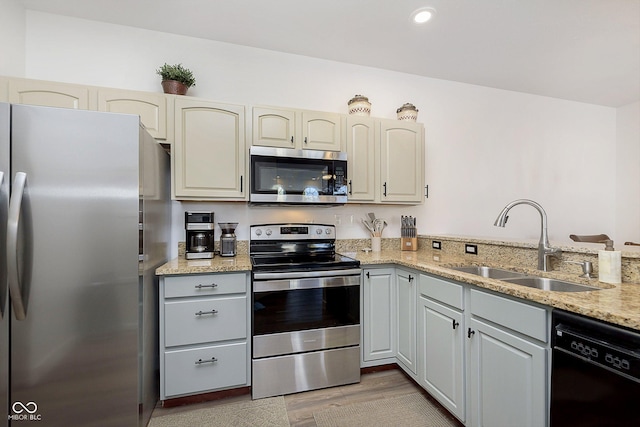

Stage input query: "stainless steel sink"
[
  {"left": 449, "top": 266, "right": 527, "bottom": 280},
  {"left": 449, "top": 265, "right": 603, "bottom": 292},
  {"left": 501, "top": 277, "right": 601, "bottom": 292}
]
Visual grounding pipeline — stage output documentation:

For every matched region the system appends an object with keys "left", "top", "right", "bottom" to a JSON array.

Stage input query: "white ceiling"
[{"left": 19, "top": 0, "right": 640, "bottom": 107}]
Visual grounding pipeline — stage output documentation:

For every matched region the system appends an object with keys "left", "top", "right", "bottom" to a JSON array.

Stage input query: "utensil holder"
[
  {"left": 371, "top": 236, "right": 381, "bottom": 252},
  {"left": 401, "top": 237, "right": 418, "bottom": 251}
]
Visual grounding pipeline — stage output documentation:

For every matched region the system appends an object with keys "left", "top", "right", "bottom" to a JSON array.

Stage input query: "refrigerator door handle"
[
  {"left": 7, "top": 171, "right": 27, "bottom": 320},
  {"left": 0, "top": 170, "right": 4, "bottom": 319}
]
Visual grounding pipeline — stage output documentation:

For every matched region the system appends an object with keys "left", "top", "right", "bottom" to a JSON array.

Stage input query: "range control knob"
[
  {"left": 325, "top": 228, "right": 332, "bottom": 235},
  {"left": 254, "top": 229, "right": 262, "bottom": 236},
  {"left": 266, "top": 229, "right": 273, "bottom": 236},
  {"left": 316, "top": 228, "right": 323, "bottom": 235}
]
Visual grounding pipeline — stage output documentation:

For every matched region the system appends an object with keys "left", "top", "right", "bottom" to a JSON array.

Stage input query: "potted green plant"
[{"left": 156, "top": 63, "right": 196, "bottom": 95}]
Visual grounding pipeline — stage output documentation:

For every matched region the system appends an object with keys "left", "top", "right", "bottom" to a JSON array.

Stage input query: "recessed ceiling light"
[{"left": 411, "top": 7, "right": 436, "bottom": 24}]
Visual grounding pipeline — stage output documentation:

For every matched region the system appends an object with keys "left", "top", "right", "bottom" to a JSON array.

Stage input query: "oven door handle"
[{"left": 252, "top": 268, "right": 362, "bottom": 281}]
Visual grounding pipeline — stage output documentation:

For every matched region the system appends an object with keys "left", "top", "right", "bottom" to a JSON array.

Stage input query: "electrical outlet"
[
  {"left": 432, "top": 240, "right": 442, "bottom": 250},
  {"left": 465, "top": 244, "right": 478, "bottom": 255}
]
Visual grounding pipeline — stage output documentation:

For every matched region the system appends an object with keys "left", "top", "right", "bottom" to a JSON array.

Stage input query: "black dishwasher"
[{"left": 551, "top": 309, "right": 640, "bottom": 426}]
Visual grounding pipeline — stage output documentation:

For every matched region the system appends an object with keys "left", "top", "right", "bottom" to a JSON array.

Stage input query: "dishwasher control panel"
[{"left": 553, "top": 310, "right": 640, "bottom": 380}]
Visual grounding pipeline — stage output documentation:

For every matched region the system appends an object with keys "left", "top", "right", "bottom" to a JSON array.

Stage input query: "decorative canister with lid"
[
  {"left": 396, "top": 103, "right": 418, "bottom": 121},
  {"left": 348, "top": 95, "right": 372, "bottom": 116}
]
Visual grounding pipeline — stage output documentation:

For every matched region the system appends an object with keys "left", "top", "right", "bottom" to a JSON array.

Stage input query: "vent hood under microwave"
[{"left": 249, "top": 146, "right": 348, "bottom": 206}]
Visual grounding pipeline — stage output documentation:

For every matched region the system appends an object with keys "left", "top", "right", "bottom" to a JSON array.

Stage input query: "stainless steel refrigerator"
[{"left": 0, "top": 103, "right": 170, "bottom": 426}]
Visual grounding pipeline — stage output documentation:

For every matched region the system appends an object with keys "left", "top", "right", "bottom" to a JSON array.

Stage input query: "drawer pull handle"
[
  {"left": 195, "top": 309, "right": 218, "bottom": 316},
  {"left": 195, "top": 357, "right": 218, "bottom": 365},
  {"left": 195, "top": 283, "right": 218, "bottom": 289},
  {"left": 452, "top": 319, "right": 459, "bottom": 330},
  {"left": 468, "top": 328, "right": 475, "bottom": 339}
]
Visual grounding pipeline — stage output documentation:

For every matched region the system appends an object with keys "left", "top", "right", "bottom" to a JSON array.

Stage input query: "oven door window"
[
  {"left": 251, "top": 156, "right": 346, "bottom": 197},
  {"left": 253, "top": 285, "right": 359, "bottom": 335}
]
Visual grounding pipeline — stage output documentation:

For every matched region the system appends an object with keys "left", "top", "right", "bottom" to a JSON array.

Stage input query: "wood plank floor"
[{"left": 150, "top": 368, "right": 464, "bottom": 427}]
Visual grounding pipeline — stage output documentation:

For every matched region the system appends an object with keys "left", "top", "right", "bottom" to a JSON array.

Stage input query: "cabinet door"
[
  {"left": 252, "top": 106, "right": 296, "bottom": 148},
  {"left": 362, "top": 268, "right": 396, "bottom": 361},
  {"left": 396, "top": 269, "right": 416, "bottom": 374},
  {"left": 98, "top": 88, "right": 168, "bottom": 140},
  {"left": 468, "top": 318, "right": 547, "bottom": 427},
  {"left": 8, "top": 78, "right": 92, "bottom": 109},
  {"left": 302, "top": 111, "right": 343, "bottom": 151},
  {"left": 419, "top": 296, "right": 465, "bottom": 422},
  {"left": 379, "top": 120, "right": 424, "bottom": 203},
  {"left": 173, "top": 98, "right": 245, "bottom": 200},
  {"left": 345, "top": 116, "right": 376, "bottom": 202},
  {"left": 0, "top": 77, "right": 8, "bottom": 102}
]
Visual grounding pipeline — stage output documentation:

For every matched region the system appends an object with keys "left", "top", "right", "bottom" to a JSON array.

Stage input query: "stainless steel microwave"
[{"left": 249, "top": 146, "right": 348, "bottom": 205}]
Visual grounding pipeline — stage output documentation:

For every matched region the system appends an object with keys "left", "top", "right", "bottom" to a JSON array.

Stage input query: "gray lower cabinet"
[
  {"left": 416, "top": 273, "right": 549, "bottom": 427},
  {"left": 418, "top": 274, "right": 466, "bottom": 422},
  {"left": 467, "top": 289, "right": 548, "bottom": 427},
  {"left": 362, "top": 268, "right": 396, "bottom": 364},
  {"left": 159, "top": 272, "right": 250, "bottom": 400},
  {"left": 396, "top": 269, "right": 417, "bottom": 374}
]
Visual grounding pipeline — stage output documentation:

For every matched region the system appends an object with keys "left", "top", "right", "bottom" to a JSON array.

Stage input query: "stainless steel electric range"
[{"left": 249, "top": 223, "right": 361, "bottom": 399}]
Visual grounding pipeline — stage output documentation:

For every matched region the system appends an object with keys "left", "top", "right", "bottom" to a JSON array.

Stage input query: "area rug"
[
  {"left": 148, "top": 396, "right": 290, "bottom": 427},
  {"left": 313, "top": 392, "right": 458, "bottom": 427}
]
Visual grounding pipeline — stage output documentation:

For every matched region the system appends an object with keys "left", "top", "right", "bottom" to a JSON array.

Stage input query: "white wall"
[
  {"left": 23, "top": 11, "right": 629, "bottom": 258},
  {"left": 0, "top": 0, "right": 26, "bottom": 77},
  {"left": 616, "top": 101, "right": 640, "bottom": 245}
]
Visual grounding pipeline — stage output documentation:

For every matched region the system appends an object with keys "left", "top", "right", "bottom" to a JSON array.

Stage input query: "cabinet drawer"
[
  {"left": 164, "top": 342, "right": 247, "bottom": 397},
  {"left": 164, "top": 296, "right": 247, "bottom": 346},
  {"left": 164, "top": 273, "right": 246, "bottom": 298},
  {"left": 419, "top": 274, "right": 464, "bottom": 310},
  {"left": 469, "top": 289, "right": 547, "bottom": 342}
]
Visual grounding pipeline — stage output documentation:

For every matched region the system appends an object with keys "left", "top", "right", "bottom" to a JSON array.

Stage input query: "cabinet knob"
[{"left": 304, "top": 137, "right": 308, "bottom": 144}]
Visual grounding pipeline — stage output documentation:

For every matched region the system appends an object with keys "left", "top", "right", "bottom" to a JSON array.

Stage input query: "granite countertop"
[
  {"left": 156, "top": 249, "right": 640, "bottom": 331},
  {"left": 156, "top": 254, "right": 252, "bottom": 275}
]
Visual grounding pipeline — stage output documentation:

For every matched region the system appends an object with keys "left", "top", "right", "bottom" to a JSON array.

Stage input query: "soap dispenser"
[{"left": 598, "top": 239, "right": 621, "bottom": 284}]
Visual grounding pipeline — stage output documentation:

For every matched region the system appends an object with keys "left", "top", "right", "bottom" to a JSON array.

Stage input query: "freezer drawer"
[
  {"left": 164, "top": 342, "right": 247, "bottom": 398},
  {"left": 164, "top": 296, "right": 247, "bottom": 347}
]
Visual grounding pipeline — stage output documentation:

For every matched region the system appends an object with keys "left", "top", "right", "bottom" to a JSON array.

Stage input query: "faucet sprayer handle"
[{"left": 569, "top": 234, "right": 611, "bottom": 243}]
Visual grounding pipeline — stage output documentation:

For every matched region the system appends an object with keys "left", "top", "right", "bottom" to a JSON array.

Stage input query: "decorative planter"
[
  {"left": 161, "top": 80, "right": 189, "bottom": 95},
  {"left": 396, "top": 103, "right": 418, "bottom": 121},
  {"left": 348, "top": 95, "right": 371, "bottom": 116}
]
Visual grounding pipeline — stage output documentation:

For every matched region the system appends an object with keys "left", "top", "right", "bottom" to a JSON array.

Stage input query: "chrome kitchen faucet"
[{"left": 494, "top": 199, "right": 562, "bottom": 271}]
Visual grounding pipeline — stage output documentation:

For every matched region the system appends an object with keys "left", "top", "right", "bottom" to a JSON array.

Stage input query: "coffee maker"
[
  {"left": 185, "top": 211, "right": 215, "bottom": 259},
  {"left": 218, "top": 222, "right": 238, "bottom": 257}
]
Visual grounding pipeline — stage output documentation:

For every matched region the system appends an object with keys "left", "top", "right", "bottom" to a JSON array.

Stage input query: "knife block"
[{"left": 401, "top": 237, "right": 418, "bottom": 251}]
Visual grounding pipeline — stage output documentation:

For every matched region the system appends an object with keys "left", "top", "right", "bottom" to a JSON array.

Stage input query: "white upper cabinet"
[
  {"left": 8, "top": 78, "right": 94, "bottom": 110},
  {"left": 345, "top": 115, "right": 376, "bottom": 201},
  {"left": 301, "top": 111, "right": 343, "bottom": 151},
  {"left": 173, "top": 98, "right": 246, "bottom": 200},
  {"left": 379, "top": 119, "right": 424, "bottom": 204},
  {"left": 0, "top": 77, "right": 8, "bottom": 102},
  {"left": 97, "top": 88, "right": 170, "bottom": 140},
  {"left": 347, "top": 117, "right": 425, "bottom": 204},
  {"left": 252, "top": 106, "right": 296, "bottom": 148},
  {"left": 253, "top": 106, "right": 343, "bottom": 151}
]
